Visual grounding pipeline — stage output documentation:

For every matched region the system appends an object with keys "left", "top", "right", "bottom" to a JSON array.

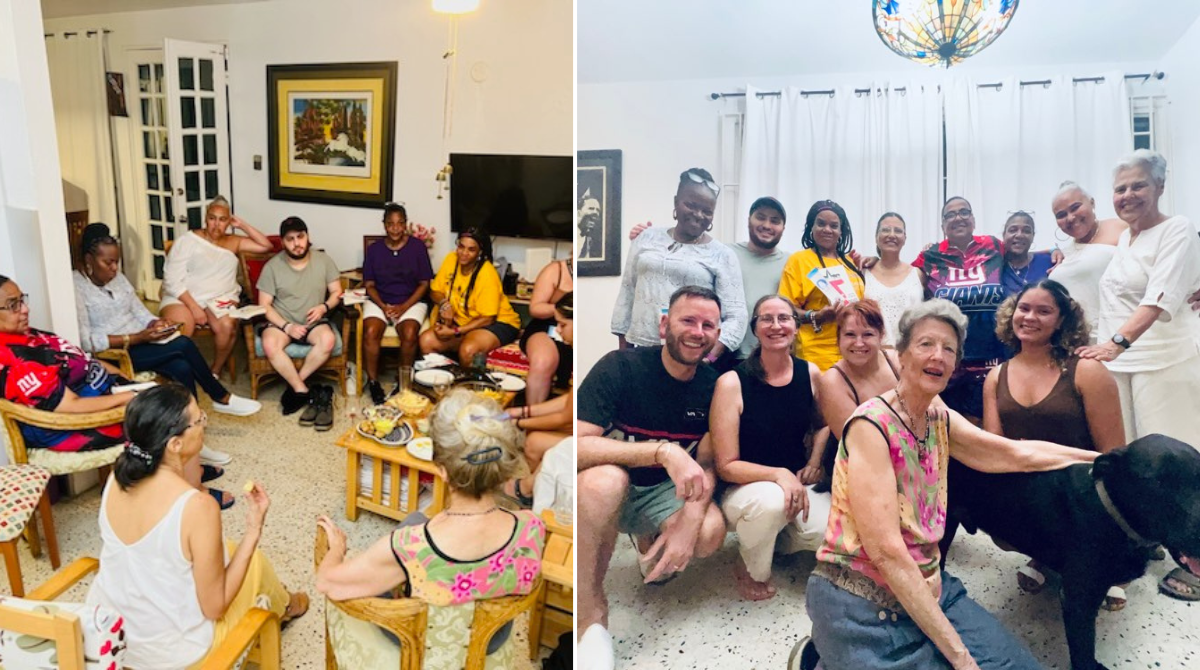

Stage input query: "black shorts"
[
  {"left": 481, "top": 321, "right": 520, "bottom": 347},
  {"left": 519, "top": 317, "right": 572, "bottom": 385}
]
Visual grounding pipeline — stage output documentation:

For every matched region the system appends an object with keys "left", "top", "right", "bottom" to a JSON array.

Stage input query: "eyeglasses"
[
  {"left": 184, "top": 410, "right": 208, "bottom": 431},
  {"left": 942, "top": 208, "right": 973, "bottom": 222},
  {"left": 0, "top": 294, "right": 29, "bottom": 312},
  {"left": 682, "top": 170, "right": 720, "bottom": 196},
  {"left": 755, "top": 314, "right": 798, "bottom": 326}
]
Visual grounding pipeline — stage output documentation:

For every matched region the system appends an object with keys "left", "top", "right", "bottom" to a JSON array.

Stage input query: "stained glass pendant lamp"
[{"left": 873, "top": 0, "right": 1020, "bottom": 68}]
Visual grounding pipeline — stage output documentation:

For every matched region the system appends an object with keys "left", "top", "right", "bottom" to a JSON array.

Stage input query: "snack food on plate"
[{"left": 387, "top": 390, "right": 432, "bottom": 417}]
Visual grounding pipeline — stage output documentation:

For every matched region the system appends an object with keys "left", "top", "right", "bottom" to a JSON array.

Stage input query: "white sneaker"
[
  {"left": 200, "top": 445, "right": 233, "bottom": 465},
  {"left": 213, "top": 393, "right": 262, "bottom": 417},
  {"left": 578, "top": 624, "right": 615, "bottom": 670}
]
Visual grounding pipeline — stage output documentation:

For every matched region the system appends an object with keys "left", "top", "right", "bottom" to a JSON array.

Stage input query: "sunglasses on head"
[{"left": 683, "top": 171, "right": 720, "bottom": 196}]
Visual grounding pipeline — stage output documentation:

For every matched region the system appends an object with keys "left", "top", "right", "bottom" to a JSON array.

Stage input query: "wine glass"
[{"left": 432, "top": 379, "right": 451, "bottom": 401}]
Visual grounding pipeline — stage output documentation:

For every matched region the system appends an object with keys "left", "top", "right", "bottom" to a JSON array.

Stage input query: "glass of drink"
[
  {"left": 551, "top": 479, "right": 573, "bottom": 527},
  {"left": 398, "top": 365, "right": 414, "bottom": 394}
]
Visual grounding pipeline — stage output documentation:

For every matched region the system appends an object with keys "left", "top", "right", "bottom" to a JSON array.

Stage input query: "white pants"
[
  {"left": 1112, "top": 352, "right": 1200, "bottom": 448},
  {"left": 361, "top": 300, "right": 429, "bottom": 329},
  {"left": 720, "top": 480, "right": 831, "bottom": 582}
]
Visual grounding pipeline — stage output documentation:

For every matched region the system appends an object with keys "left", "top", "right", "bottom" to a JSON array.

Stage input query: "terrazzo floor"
[
  {"left": 0, "top": 357, "right": 549, "bottom": 669},
  {"left": 604, "top": 525, "right": 1200, "bottom": 669}
]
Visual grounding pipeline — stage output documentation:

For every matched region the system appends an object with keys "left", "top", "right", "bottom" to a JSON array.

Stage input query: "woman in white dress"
[
  {"left": 1075, "top": 150, "right": 1200, "bottom": 602},
  {"left": 160, "top": 196, "right": 274, "bottom": 376},
  {"left": 863, "top": 212, "right": 925, "bottom": 348},
  {"left": 1047, "top": 182, "right": 1128, "bottom": 343}
]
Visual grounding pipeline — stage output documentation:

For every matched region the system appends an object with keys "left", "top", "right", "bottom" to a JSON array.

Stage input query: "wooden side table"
[
  {"left": 334, "top": 427, "right": 448, "bottom": 522},
  {"left": 530, "top": 510, "right": 573, "bottom": 655}
]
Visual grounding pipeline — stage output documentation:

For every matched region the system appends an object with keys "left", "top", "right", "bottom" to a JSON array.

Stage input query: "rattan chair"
[
  {"left": 93, "top": 348, "right": 135, "bottom": 378},
  {"left": 0, "top": 399, "right": 125, "bottom": 478},
  {"left": 0, "top": 557, "right": 280, "bottom": 670},
  {"left": 314, "top": 524, "right": 541, "bottom": 670},
  {"left": 237, "top": 249, "right": 350, "bottom": 399}
]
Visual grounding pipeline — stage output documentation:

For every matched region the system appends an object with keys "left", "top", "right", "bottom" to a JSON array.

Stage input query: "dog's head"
[{"left": 1093, "top": 434, "right": 1200, "bottom": 557}]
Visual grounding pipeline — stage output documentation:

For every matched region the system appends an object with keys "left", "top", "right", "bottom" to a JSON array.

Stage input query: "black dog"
[{"left": 942, "top": 434, "right": 1200, "bottom": 670}]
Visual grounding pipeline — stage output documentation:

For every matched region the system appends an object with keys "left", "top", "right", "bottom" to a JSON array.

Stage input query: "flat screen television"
[{"left": 449, "top": 153, "right": 573, "bottom": 242}]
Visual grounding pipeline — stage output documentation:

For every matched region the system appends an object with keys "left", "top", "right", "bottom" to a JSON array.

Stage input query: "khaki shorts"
[{"left": 618, "top": 478, "right": 684, "bottom": 536}]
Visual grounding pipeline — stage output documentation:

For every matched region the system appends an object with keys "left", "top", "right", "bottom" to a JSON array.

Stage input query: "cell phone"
[
  {"left": 156, "top": 323, "right": 181, "bottom": 334},
  {"left": 547, "top": 325, "right": 560, "bottom": 342}
]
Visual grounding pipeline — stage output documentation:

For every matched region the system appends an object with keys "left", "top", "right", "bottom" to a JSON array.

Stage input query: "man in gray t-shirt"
[
  {"left": 731, "top": 196, "right": 791, "bottom": 360},
  {"left": 256, "top": 216, "right": 343, "bottom": 424}
]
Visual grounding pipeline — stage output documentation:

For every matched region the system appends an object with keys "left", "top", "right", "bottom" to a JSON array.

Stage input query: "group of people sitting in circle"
[
  {"left": 579, "top": 148, "right": 1200, "bottom": 670},
  {"left": 0, "top": 194, "right": 577, "bottom": 666}
]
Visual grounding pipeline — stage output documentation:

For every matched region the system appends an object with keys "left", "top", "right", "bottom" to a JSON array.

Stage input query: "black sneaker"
[
  {"left": 366, "top": 379, "right": 386, "bottom": 405},
  {"left": 314, "top": 385, "right": 334, "bottom": 432},
  {"left": 281, "top": 388, "right": 309, "bottom": 416},
  {"left": 298, "top": 388, "right": 319, "bottom": 425}
]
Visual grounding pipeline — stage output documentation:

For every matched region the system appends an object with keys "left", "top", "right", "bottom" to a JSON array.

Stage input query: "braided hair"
[
  {"left": 801, "top": 200, "right": 863, "bottom": 281},
  {"left": 81, "top": 222, "right": 119, "bottom": 259},
  {"left": 448, "top": 227, "right": 495, "bottom": 314}
]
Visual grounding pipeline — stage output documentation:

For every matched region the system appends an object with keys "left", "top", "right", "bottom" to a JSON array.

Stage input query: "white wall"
[
  {"left": 1159, "top": 14, "right": 1200, "bottom": 220},
  {"left": 44, "top": 0, "right": 574, "bottom": 285},
  {"left": 0, "top": 0, "right": 78, "bottom": 343},
  {"left": 576, "top": 61, "right": 1155, "bottom": 379}
]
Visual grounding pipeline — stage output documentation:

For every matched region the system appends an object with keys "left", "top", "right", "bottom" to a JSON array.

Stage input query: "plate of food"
[
  {"left": 488, "top": 372, "right": 526, "bottom": 392},
  {"left": 357, "top": 405, "right": 413, "bottom": 446},
  {"left": 414, "top": 368, "right": 455, "bottom": 387}
]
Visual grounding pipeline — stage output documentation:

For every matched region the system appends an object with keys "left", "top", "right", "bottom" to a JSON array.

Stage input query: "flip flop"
[
  {"left": 498, "top": 479, "right": 534, "bottom": 509},
  {"left": 1101, "top": 585, "right": 1127, "bottom": 611},
  {"left": 1160, "top": 565, "right": 1200, "bottom": 601},
  {"left": 201, "top": 464, "right": 224, "bottom": 483},
  {"left": 281, "top": 591, "right": 310, "bottom": 627},
  {"left": 207, "top": 487, "right": 235, "bottom": 511},
  {"left": 1017, "top": 563, "right": 1046, "bottom": 594}
]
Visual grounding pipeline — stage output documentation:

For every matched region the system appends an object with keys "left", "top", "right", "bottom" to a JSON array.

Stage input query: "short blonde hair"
[{"left": 429, "top": 389, "right": 525, "bottom": 497}]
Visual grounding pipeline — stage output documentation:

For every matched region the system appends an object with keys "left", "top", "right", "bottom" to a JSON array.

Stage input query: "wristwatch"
[{"left": 1111, "top": 334, "right": 1132, "bottom": 349}]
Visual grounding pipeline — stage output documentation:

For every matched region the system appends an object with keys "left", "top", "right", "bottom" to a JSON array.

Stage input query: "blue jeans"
[
  {"left": 128, "top": 337, "right": 229, "bottom": 401},
  {"left": 806, "top": 571, "right": 1042, "bottom": 670}
]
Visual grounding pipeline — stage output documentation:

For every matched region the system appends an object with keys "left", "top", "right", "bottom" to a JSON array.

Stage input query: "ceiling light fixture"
[
  {"left": 432, "top": 0, "right": 480, "bottom": 15},
  {"left": 873, "top": 0, "right": 1020, "bottom": 68}
]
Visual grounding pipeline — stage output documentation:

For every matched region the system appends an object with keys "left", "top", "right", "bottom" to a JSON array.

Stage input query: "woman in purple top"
[{"left": 362, "top": 203, "right": 434, "bottom": 403}]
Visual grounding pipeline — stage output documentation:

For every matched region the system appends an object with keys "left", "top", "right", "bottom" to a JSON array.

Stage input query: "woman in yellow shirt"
[
  {"left": 421, "top": 227, "right": 522, "bottom": 366},
  {"left": 779, "top": 200, "right": 866, "bottom": 371}
]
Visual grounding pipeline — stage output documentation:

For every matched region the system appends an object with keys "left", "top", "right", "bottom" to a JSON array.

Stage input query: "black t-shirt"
[
  {"left": 578, "top": 346, "right": 717, "bottom": 487},
  {"left": 734, "top": 356, "right": 814, "bottom": 473}
]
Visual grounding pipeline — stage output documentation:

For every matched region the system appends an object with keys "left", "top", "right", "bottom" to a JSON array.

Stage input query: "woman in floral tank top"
[
  {"left": 315, "top": 389, "right": 546, "bottom": 668},
  {"left": 802, "top": 300, "right": 1098, "bottom": 670}
]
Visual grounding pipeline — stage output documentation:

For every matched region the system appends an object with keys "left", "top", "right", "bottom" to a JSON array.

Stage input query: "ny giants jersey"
[{"left": 913, "top": 236, "right": 1007, "bottom": 362}]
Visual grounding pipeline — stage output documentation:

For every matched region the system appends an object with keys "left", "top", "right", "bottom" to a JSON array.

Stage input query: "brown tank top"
[{"left": 996, "top": 357, "right": 1094, "bottom": 450}]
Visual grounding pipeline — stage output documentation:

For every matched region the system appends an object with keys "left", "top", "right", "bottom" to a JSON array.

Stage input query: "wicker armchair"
[
  {"left": 0, "top": 558, "right": 281, "bottom": 670},
  {"left": 314, "top": 525, "right": 541, "bottom": 670},
  {"left": 93, "top": 348, "right": 135, "bottom": 378},
  {"left": 0, "top": 399, "right": 125, "bottom": 477},
  {"left": 237, "top": 249, "right": 350, "bottom": 399}
]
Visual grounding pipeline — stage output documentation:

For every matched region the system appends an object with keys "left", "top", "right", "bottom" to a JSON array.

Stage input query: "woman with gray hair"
[
  {"left": 800, "top": 299, "right": 1098, "bottom": 670},
  {"left": 315, "top": 389, "right": 546, "bottom": 664},
  {"left": 1074, "top": 150, "right": 1200, "bottom": 602}
]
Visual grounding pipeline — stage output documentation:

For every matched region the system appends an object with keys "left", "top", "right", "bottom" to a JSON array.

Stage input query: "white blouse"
[
  {"left": 1050, "top": 239, "right": 1116, "bottom": 344},
  {"left": 1098, "top": 215, "right": 1200, "bottom": 372},
  {"left": 161, "top": 231, "right": 241, "bottom": 307},
  {"left": 865, "top": 265, "right": 924, "bottom": 347}
]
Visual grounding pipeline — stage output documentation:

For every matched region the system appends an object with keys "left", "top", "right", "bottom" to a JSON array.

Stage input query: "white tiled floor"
[{"left": 602, "top": 530, "right": 1200, "bottom": 669}]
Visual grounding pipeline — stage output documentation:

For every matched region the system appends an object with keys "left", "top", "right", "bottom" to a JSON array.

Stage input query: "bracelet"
[
  {"left": 454, "top": 326, "right": 461, "bottom": 336},
  {"left": 515, "top": 418, "right": 522, "bottom": 430},
  {"left": 281, "top": 322, "right": 291, "bottom": 334},
  {"left": 654, "top": 442, "right": 670, "bottom": 465},
  {"left": 122, "top": 334, "right": 130, "bottom": 349}
]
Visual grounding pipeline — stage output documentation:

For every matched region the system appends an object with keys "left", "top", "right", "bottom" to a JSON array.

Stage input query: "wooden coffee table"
[
  {"left": 530, "top": 510, "right": 573, "bottom": 653},
  {"left": 334, "top": 426, "right": 448, "bottom": 522}
]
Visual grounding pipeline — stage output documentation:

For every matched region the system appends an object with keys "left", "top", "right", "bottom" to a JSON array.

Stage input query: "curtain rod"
[
  {"left": 44, "top": 30, "right": 112, "bottom": 37},
  {"left": 709, "top": 72, "right": 1165, "bottom": 99}
]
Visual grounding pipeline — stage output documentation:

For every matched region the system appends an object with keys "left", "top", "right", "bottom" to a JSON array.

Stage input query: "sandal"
[
  {"left": 1101, "top": 585, "right": 1127, "bottom": 611},
  {"left": 281, "top": 591, "right": 310, "bottom": 627},
  {"left": 1160, "top": 564, "right": 1200, "bottom": 602},
  {"left": 206, "top": 487, "right": 236, "bottom": 511},
  {"left": 1017, "top": 562, "right": 1046, "bottom": 594},
  {"left": 498, "top": 479, "right": 534, "bottom": 509},
  {"left": 201, "top": 464, "right": 224, "bottom": 483}
]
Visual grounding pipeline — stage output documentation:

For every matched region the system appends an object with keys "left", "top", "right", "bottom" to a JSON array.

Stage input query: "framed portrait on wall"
[
  {"left": 577, "top": 149, "right": 622, "bottom": 276},
  {"left": 266, "top": 62, "right": 397, "bottom": 208}
]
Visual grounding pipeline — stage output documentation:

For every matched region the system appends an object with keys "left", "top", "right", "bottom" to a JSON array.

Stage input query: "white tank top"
[
  {"left": 87, "top": 483, "right": 213, "bottom": 669},
  {"left": 865, "top": 266, "right": 925, "bottom": 346},
  {"left": 1051, "top": 240, "right": 1115, "bottom": 345}
]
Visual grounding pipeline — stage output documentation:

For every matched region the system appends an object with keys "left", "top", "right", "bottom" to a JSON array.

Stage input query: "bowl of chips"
[{"left": 386, "top": 390, "right": 433, "bottom": 417}]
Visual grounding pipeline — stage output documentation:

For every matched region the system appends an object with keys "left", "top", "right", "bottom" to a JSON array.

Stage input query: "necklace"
[
  {"left": 894, "top": 386, "right": 930, "bottom": 447},
  {"left": 443, "top": 506, "right": 498, "bottom": 517}
]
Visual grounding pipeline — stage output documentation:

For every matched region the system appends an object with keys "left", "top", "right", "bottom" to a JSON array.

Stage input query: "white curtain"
[
  {"left": 945, "top": 72, "right": 1131, "bottom": 251},
  {"left": 738, "top": 82, "right": 944, "bottom": 256},
  {"left": 45, "top": 32, "right": 119, "bottom": 229}
]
